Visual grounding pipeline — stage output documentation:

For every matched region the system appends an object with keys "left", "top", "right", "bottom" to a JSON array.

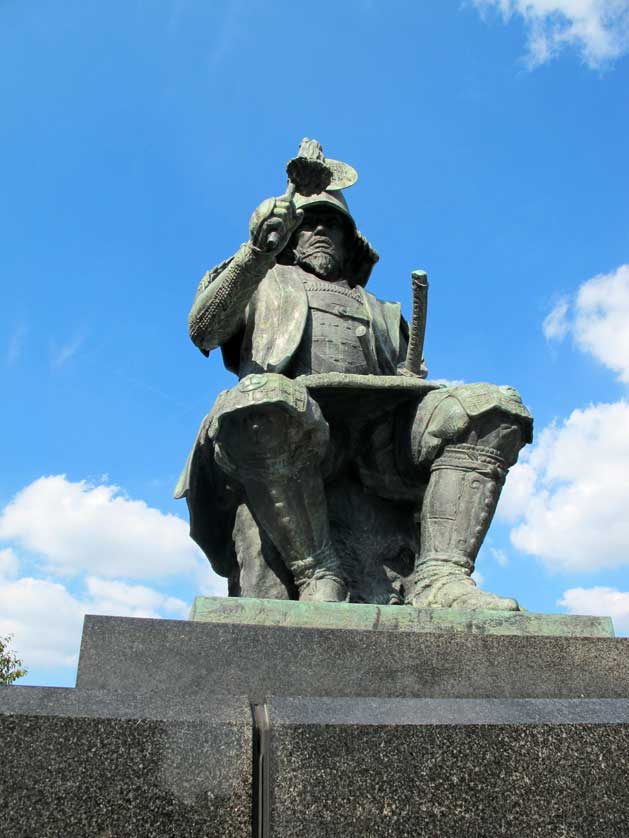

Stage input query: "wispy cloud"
[
  {"left": 560, "top": 586, "right": 629, "bottom": 631},
  {"left": 5, "top": 322, "right": 27, "bottom": 366},
  {"left": 207, "top": 0, "right": 246, "bottom": 68},
  {"left": 490, "top": 547, "right": 509, "bottom": 566},
  {"left": 542, "top": 297, "right": 570, "bottom": 341},
  {"left": 471, "top": 0, "right": 629, "bottom": 68},
  {"left": 50, "top": 333, "right": 85, "bottom": 368},
  {"left": 431, "top": 378, "right": 465, "bottom": 387}
]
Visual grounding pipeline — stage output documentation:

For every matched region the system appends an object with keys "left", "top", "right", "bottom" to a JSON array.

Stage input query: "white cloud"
[
  {"left": 503, "top": 262, "right": 629, "bottom": 576},
  {"left": 83, "top": 576, "right": 189, "bottom": 620},
  {"left": 497, "top": 459, "right": 538, "bottom": 522},
  {"left": 432, "top": 378, "right": 466, "bottom": 388},
  {"left": 0, "top": 571, "right": 189, "bottom": 669},
  {"left": 573, "top": 264, "right": 629, "bottom": 382},
  {"left": 0, "top": 547, "right": 19, "bottom": 579},
  {"left": 559, "top": 586, "right": 629, "bottom": 633},
  {"left": 542, "top": 265, "right": 629, "bottom": 382},
  {"left": 0, "top": 475, "right": 208, "bottom": 581},
  {"left": 502, "top": 401, "right": 629, "bottom": 571},
  {"left": 0, "top": 575, "right": 84, "bottom": 668},
  {"left": 472, "top": 569, "right": 485, "bottom": 586},
  {"left": 543, "top": 297, "right": 570, "bottom": 341},
  {"left": 472, "top": 0, "right": 629, "bottom": 68},
  {"left": 0, "top": 475, "right": 226, "bottom": 671}
]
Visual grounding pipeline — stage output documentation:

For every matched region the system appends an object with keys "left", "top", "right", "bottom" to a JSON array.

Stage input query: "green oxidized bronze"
[{"left": 176, "top": 139, "right": 533, "bottom": 609}]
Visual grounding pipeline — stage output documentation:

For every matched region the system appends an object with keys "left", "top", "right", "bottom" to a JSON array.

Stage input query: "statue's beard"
[{"left": 295, "top": 241, "right": 342, "bottom": 281}]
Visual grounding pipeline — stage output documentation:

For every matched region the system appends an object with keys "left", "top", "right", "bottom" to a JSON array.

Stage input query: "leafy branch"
[{"left": 0, "top": 635, "right": 27, "bottom": 685}]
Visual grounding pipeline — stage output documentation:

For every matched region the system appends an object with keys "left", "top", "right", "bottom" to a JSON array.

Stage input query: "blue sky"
[{"left": 2, "top": 0, "right": 629, "bottom": 686}]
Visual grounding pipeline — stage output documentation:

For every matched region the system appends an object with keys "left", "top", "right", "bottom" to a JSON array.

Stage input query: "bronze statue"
[{"left": 175, "top": 140, "right": 533, "bottom": 609}]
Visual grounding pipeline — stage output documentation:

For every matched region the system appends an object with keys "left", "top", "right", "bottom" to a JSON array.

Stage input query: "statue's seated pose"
[{"left": 175, "top": 141, "right": 532, "bottom": 609}]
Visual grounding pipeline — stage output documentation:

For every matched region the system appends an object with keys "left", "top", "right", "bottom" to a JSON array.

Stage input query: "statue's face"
[{"left": 291, "top": 208, "right": 351, "bottom": 282}]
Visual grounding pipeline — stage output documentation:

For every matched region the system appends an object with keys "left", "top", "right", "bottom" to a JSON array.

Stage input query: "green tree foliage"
[{"left": 0, "top": 635, "right": 27, "bottom": 684}]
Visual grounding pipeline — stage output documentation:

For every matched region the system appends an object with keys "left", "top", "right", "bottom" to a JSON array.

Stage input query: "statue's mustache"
[{"left": 300, "top": 236, "right": 338, "bottom": 259}]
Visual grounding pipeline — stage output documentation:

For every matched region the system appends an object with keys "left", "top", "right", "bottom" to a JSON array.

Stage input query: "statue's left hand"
[
  {"left": 396, "top": 362, "right": 429, "bottom": 380},
  {"left": 249, "top": 194, "right": 304, "bottom": 255},
  {"left": 396, "top": 366, "right": 418, "bottom": 378}
]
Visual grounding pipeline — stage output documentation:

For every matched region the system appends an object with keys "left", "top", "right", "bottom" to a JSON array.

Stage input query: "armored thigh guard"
[
  {"left": 210, "top": 373, "right": 330, "bottom": 479},
  {"left": 407, "top": 382, "right": 533, "bottom": 469}
]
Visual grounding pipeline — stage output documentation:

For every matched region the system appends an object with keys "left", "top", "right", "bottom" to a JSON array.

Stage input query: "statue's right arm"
[
  {"left": 188, "top": 193, "right": 303, "bottom": 354},
  {"left": 188, "top": 242, "right": 275, "bottom": 354}
]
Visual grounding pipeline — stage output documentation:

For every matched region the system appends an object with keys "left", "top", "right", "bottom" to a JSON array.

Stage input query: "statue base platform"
[
  {"left": 189, "top": 594, "right": 615, "bottom": 637},
  {"left": 2, "top": 605, "right": 629, "bottom": 836}
]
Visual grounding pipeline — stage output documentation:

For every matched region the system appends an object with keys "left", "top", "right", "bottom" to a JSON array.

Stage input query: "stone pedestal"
[
  {"left": 76, "top": 610, "right": 625, "bottom": 701},
  {"left": 267, "top": 696, "right": 629, "bottom": 837},
  {"left": 0, "top": 686, "right": 252, "bottom": 838},
  {"left": 2, "top": 602, "right": 629, "bottom": 836}
]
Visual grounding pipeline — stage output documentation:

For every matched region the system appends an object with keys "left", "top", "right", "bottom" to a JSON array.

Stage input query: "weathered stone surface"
[
  {"left": 268, "top": 695, "right": 629, "bottom": 837},
  {"left": 189, "top": 595, "right": 614, "bottom": 637},
  {"left": 77, "top": 615, "right": 629, "bottom": 701},
  {"left": 0, "top": 685, "right": 252, "bottom": 838}
]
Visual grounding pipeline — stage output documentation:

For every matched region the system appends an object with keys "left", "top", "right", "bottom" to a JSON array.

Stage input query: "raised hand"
[{"left": 249, "top": 192, "right": 303, "bottom": 255}]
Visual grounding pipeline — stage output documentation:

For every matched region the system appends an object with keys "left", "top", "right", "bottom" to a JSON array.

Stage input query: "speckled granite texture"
[
  {"left": 5, "top": 615, "right": 629, "bottom": 837},
  {"left": 77, "top": 615, "right": 629, "bottom": 700},
  {"left": 0, "top": 686, "right": 252, "bottom": 838},
  {"left": 268, "top": 696, "right": 629, "bottom": 838}
]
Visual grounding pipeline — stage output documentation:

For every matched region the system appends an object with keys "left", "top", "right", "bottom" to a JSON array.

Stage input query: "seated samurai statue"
[{"left": 175, "top": 140, "right": 533, "bottom": 609}]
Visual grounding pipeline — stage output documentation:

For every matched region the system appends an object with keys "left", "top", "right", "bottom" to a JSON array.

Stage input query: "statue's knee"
[
  {"left": 406, "top": 383, "right": 532, "bottom": 470},
  {"left": 406, "top": 392, "right": 471, "bottom": 469},
  {"left": 211, "top": 373, "right": 329, "bottom": 478},
  {"left": 217, "top": 403, "right": 290, "bottom": 461},
  {"left": 464, "top": 410, "right": 525, "bottom": 467}
]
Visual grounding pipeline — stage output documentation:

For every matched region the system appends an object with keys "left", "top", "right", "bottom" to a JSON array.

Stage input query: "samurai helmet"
[{"left": 286, "top": 139, "right": 379, "bottom": 287}]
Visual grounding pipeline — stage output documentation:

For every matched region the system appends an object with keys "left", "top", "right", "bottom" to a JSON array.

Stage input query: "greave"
[
  {"left": 413, "top": 443, "right": 519, "bottom": 610},
  {"left": 243, "top": 463, "right": 346, "bottom": 602}
]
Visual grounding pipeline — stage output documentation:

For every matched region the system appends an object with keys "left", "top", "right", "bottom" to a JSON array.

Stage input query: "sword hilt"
[
  {"left": 266, "top": 182, "right": 297, "bottom": 251},
  {"left": 405, "top": 269, "right": 429, "bottom": 374}
]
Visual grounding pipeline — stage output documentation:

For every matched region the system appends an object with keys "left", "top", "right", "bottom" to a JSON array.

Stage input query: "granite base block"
[
  {"left": 267, "top": 696, "right": 629, "bottom": 838},
  {"left": 0, "top": 686, "right": 252, "bottom": 838},
  {"left": 6, "top": 611, "right": 629, "bottom": 838},
  {"left": 77, "top": 615, "right": 629, "bottom": 701}
]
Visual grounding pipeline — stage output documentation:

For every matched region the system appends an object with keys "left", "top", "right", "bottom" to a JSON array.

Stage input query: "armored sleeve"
[{"left": 188, "top": 242, "right": 275, "bottom": 355}]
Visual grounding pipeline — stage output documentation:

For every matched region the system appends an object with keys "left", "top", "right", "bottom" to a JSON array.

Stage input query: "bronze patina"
[{"left": 176, "top": 140, "right": 533, "bottom": 609}]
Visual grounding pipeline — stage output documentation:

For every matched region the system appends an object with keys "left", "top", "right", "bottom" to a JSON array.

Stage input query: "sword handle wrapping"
[{"left": 405, "top": 269, "right": 429, "bottom": 374}]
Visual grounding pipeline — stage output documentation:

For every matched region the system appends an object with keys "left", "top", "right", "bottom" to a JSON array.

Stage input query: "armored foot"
[
  {"left": 412, "top": 559, "right": 519, "bottom": 610},
  {"left": 300, "top": 575, "right": 347, "bottom": 603},
  {"left": 292, "top": 543, "right": 347, "bottom": 603}
]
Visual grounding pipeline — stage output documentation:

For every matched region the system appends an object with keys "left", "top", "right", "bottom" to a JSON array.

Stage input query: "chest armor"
[{"left": 290, "top": 280, "right": 377, "bottom": 376}]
